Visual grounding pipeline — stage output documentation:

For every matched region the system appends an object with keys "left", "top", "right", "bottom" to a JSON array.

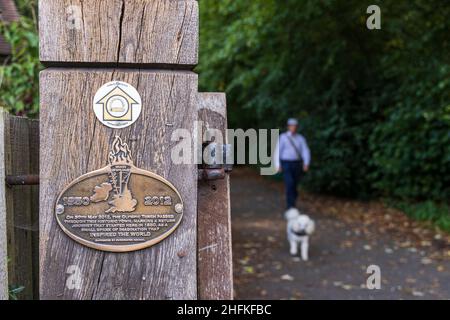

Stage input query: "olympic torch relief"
[
  {"left": 89, "top": 136, "right": 137, "bottom": 213},
  {"left": 109, "top": 137, "right": 136, "bottom": 212}
]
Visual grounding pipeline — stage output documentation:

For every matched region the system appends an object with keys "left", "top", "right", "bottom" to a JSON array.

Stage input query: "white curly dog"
[{"left": 285, "top": 208, "right": 315, "bottom": 261}]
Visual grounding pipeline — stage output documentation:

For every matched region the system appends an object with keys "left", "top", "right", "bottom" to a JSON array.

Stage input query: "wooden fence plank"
[
  {"left": 39, "top": 0, "right": 199, "bottom": 67},
  {"left": 197, "top": 93, "right": 233, "bottom": 300},
  {"left": 0, "top": 114, "right": 40, "bottom": 300},
  {"left": 0, "top": 109, "right": 9, "bottom": 300},
  {"left": 28, "top": 120, "right": 40, "bottom": 299},
  {"left": 40, "top": 68, "right": 198, "bottom": 300},
  {"left": 5, "top": 117, "right": 37, "bottom": 300}
]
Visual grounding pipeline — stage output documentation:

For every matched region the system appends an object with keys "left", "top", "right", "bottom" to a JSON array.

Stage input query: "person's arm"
[
  {"left": 300, "top": 136, "right": 311, "bottom": 171},
  {"left": 273, "top": 135, "right": 283, "bottom": 171},
  {"left": 273, "top": 140, "right": 280, "bottom": 171}
]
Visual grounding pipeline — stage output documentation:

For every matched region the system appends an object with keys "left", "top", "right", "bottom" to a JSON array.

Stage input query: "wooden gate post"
[
  {"left": 0, "top": 110, "right": 8, "bottom": 300},
  {"left": 197, "top": 93, "right": 233, "bottom": 300},
  {"left": 39, "top": 0, "right": 199, "bottom": 299}
]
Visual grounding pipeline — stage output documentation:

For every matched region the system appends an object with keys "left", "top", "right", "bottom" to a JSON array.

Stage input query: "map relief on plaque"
[{"left": 54, "top": 136, "right": 184, "bottom": 252}]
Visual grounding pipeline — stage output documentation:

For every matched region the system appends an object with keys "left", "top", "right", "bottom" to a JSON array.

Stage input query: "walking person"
[{"left": 274, "top": 118, "right": 311, "bottom": 209}]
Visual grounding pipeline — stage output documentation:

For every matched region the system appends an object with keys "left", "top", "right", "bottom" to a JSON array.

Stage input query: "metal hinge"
[{"left": 198, "top": 143, "right": 233, "bottom": 181}]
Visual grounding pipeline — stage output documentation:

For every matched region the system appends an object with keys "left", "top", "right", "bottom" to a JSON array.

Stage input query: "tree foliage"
[
  {"left": 199, "top": 0, "right": 450, "bottom": 201},
  {"left": 0, "top": 0, "right": 39, "bottom": 117}
]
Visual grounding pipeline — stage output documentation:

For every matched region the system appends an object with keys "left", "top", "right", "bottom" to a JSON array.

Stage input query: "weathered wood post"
[
  {"left": 39, "top": 0, "right": 200, "bottom": 299},
  {"left": 197, "top": 93, "right": 233, "bottom": 299},
  {"left": 0, "top": 110, "right": 8, "bottom": 300}
]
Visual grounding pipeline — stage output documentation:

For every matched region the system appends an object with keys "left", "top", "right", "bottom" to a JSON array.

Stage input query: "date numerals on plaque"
[
  {"left": 144, "top": 196, "right": 172, "bottom": 206},
  {"left": 63, "top": 196, "right": 90, "bottom": 206},
  {"left": 62, "top": 196, "right": 173, "bottom": 207}
]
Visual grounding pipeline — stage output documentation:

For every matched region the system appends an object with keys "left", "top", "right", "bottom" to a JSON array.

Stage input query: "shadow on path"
[{"left": 231, "top": 167, "right": 450, "bottom": 299}]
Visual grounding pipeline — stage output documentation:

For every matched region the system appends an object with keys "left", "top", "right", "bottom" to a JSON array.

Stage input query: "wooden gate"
[{"left": 0, "top": 111, "right": 39, "bottom": 300}]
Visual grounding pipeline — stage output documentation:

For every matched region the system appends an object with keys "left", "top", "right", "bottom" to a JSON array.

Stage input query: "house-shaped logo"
[
  {"left": 93, "top": 81, "right": 142, "bottom": 129},
  {"left": 96, "top": 86, "right": 139, "bottom": 122}
]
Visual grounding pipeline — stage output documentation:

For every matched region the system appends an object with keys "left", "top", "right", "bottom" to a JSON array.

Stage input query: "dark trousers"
[{"left": 281, "top": 160, "right": 302, "bottom": 209}]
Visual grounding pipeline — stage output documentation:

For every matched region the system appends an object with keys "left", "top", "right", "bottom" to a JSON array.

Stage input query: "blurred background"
[
  {"left": 198, "top": 0, "right": 450, "bottom": 209},
  {"left": 1, "top": 0, "right": 449, "bottom": 299}
]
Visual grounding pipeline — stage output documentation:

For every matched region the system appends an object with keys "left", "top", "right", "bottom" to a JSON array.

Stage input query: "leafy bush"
[
  {"left": 394, "top": 201, "right": 450, "bottom": 232},
  {"left": 0, "top": 2, "right": 40, "bottom": 117},
  {"left": 371, "top": 101, "right": 450, "bottom": 201},
  {"left": 8, "top": 285, "right": 25, "bottom": 300},
  {"left": 301, "top": 104, "right": 378, "bottom": 198}
]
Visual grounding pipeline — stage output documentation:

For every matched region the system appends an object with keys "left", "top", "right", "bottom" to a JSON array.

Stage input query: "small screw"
[{"left": 56, "top": 204, "right": 65, "bottom": 215}]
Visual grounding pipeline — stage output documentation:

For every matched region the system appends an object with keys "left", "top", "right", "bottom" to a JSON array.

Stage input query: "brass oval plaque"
[{"left": 55, "top": 136, "right": 183, "bottom": 252}]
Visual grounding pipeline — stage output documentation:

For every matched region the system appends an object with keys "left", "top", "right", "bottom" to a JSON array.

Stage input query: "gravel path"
[{"left": 231, "top": 167, "right": 450, "bottom": 299}]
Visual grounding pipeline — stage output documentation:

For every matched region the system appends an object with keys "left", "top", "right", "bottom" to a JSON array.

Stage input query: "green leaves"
[
  {"left": 0, "top": 11, "right": 40, "bottom": 117},
  {"left": 395, "top": 201, "right": 450, "bottom": 232},
  {"left": 8, "top": 285, "right": 25, "bottom": 300}
]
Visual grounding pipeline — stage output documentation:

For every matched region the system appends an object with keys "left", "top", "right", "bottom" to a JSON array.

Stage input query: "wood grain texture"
[
  {"left": 0, "top": 0, "right": 20, "bottom": 22},
  {"left": 197, "top": 93, "right": 233, "bottom": 300},
  {"left": 3, "top": 115, "right": 39, "bottom": 300},
  {"left": 0, "top": 110, "right": 8, "bottom": 300},
  {"left": 40, "top": 68, "right": 198, "bottom": 300},
  {"left": 39, "top": 0, "right": 198, "bottom": 67},
  {"left": 29, "top": 120, "right": 40, "bottom": 299},
  {"left": 0, "top": 0, "right": 20, "bottom": 58}
]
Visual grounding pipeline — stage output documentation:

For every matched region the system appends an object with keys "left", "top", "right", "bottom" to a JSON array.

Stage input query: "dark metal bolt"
[{"left": 5, "top": 174, "right": 40, "bottom": 186}]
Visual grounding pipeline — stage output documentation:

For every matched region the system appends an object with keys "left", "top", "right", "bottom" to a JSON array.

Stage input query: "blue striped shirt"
[{"left": 274, "top": 132, "right": 311, "bottom": 169}]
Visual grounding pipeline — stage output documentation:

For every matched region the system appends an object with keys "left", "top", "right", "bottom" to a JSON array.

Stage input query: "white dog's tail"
[{"left": 284, "top": 207, "right": 300, "bottom": 220}]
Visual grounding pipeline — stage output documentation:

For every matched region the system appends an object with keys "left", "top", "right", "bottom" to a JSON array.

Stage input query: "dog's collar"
[{"left": 292, "top": 229, "right": 307, "bottom": 236}]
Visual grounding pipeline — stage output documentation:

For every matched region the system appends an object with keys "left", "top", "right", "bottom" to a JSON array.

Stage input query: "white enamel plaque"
[{"left": 93, "top": 81, "right": 142, "bottom": 129}]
